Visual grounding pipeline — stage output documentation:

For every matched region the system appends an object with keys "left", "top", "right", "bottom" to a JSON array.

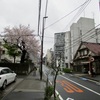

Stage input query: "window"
[
  {"left": 84, "top": 50, "right": 87, "bottom": 55},
  {"left": 1, "top": 69, "right": 8, "bottom": 74},
  {"left": 80, "top": 51, "right": 83, "bottom": 57},
  {"left": 1, "top": 68, "right": 11, "bottom": 74}
]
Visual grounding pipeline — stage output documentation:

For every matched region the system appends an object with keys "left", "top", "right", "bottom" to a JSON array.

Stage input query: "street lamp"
[{"left": 40, "top": 16, "right": 48, "bottom": 80}]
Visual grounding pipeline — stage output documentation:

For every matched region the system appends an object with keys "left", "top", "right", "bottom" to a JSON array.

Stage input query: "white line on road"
[
  {"left": 55, "top": 90, "right": 64, "bottom": 100},
  {"left": 60, "top": 75, "right": 100, "bottom": 96},
  {"left": 44, "top": 71, "right": 64, "bottom": 100},
  {"left": 66, "top": 97, "right": 74, "bottom": 100}
]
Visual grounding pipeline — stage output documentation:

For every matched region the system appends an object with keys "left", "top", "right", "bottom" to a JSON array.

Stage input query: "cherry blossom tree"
[{"left": 3, "top": 25, "right": 40, "bottom": 63}]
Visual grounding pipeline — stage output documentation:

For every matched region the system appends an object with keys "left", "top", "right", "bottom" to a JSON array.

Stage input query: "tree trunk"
[
  {"left": 20, "top": 49, "right": 26, "bottom": 63},
  {"left": 54, "top": 70, "right": 58, "bottom": 99},
  {"left": 14, "top": 56, "right": 16, "bottom": 63}
]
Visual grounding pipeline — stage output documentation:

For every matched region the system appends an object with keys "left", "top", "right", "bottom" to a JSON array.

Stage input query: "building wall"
[
  {"left": 53, "top": 17, "right": 100, "bottom": 69},
  {"left": 70, "top": 17, "right": 96, "bottom": 62},
  {"left": 54, "top": 32, "right": 65, "bottom": 68},
  {"left": 46, "top": 49, "right": 54, "bottom": 67},
  {"left": 77, "top": 17, "right": 95, "bottom": 42},
  {"left": 0, "top": 38, "right": 20, "bottom": 63},
  {"left": 65, "top": 31, "right": 71, "bottom": 68},
  {"left": 95, "top": 28, "right": 100, "bottom": 43}
]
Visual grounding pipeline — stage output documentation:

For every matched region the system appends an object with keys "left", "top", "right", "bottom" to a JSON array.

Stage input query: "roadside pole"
[{"left": 40, "top": 16, "right": 48, "bottom": 80}]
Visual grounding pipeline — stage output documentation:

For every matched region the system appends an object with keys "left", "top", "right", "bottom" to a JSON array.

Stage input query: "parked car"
[{"left": 0, "top": 67, "right": 17, "bottom": 90}]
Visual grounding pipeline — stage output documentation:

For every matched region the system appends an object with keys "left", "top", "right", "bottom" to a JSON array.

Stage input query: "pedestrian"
[
  {"left": 33, "top": 66, "right": 37, "bottom": 76},
  {"left": 89, "top": 62, "right": 93, "bottom": 77},
  {"left": 92, "top": 66, "right": 96, "bottom": 77},
  {"left": 88, "top": 55, "right": 94, "bottom": 77}
]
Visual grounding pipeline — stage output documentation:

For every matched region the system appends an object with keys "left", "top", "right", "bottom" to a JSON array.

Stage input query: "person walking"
[
  {"left": 88, "top": 55, "right": 94, "bottom": 77},
  {"left": 92, "top": 66, "right": 96, "bottom": 77},
  {"left": 33, "top": 66, "right": 37, "bottom": 76}
]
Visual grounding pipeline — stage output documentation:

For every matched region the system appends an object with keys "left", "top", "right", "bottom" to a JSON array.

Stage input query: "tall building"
[
  {"left": 54, "top": 32, "right": 65, "bottom": 68},
  {"left": 64, "top": 31, "right": 71, "bottom": 68},
  {"left": 54, "top": 17, "right": 100, "bottom": 69},
  {"left": 70, "top": 17, "right": 95, "bottom": 59},
  {"left": 65, "top": 17, "right": 100, "bottom": 68}
]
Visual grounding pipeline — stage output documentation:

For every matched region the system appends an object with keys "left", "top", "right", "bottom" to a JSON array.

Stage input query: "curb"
[{"left": 1, "top": 75, "right": 27, "bottom": 100}]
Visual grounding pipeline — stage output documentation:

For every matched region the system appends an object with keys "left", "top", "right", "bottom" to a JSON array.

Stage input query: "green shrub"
[
  {"left": 63, "top": 68, "right": 72, "bottom": 73},
  {"left": 44, "top": 85, "right": 54, "bottom": 100}
]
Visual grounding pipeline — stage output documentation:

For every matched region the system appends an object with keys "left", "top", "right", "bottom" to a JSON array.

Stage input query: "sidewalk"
[
  {"left": 2, "top": 69, "right": 47, "bottom": 100},
  {"left": 2, "top": 69, "right": 100, "bottom": 100}
]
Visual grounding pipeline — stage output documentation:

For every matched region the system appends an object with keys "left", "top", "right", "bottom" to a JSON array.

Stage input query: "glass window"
[{"left": 1, "top": 68, "right": 10, "bottom": 74}]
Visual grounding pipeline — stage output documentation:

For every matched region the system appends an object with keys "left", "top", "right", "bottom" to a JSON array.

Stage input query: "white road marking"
[
  {"left": 66, "top": 97, "right": 74, "bottom": 100},
  {"left": 56, "top": 90, "right": 64, "bottom": 100},
  {"left": 44, "top": 71, "right": 64, "bottom": 100},
  {"left": 60, "top": 75, "right": 100, "bottom": 96}
]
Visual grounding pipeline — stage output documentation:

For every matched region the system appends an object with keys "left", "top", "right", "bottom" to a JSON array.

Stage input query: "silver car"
[{"left": 0, "top": 67, "right": 17, "bottom": 89}]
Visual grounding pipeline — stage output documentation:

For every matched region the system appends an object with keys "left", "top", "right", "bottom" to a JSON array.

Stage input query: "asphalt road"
[{"left": 56, "top": 74, "right": 100, "bottom": 100}]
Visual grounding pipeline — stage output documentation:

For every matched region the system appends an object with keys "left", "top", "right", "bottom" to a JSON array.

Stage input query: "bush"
[
  {"left": 63, "top": 68, "right": 72, "bottom": 73},
  {"left": 44, "top": 85, "right": 54, "bottom": 100}
]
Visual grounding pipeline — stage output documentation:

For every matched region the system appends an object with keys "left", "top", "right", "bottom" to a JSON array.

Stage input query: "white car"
[{"left": 0, "top": 67, "right": 17, "bottom": 89}]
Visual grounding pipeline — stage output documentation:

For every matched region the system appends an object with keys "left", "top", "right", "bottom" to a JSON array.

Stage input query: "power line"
[
  {"left": 63, "top": 0, "right": 91, "bottom": 31},
  {"left": 65, "top": 24, "right": 100, "bottom": 51},
  {"left": 45, "top": 0, "right": 90, "bottom": 30}
]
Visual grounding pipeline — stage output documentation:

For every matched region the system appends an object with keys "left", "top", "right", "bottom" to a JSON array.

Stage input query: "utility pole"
[
  {"left": 40, "top": 16, "right": 48, "bottom": 80},
  {"left": 95, "top": 28, "right": 98, "bottom": 43},
  {"left": 38, "top": 0, "right": 41, "bottom": 36}
]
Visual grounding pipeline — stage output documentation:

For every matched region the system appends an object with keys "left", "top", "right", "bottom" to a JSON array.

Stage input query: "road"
[
  {"left": 43, "top": 65, "right": 100, "bottom": 100},
  {"left": 0, "top": 76, "right": 24, "bottom": 99},
  {"left": 56, "top": 74, "right": 100, "bottom": 100}
]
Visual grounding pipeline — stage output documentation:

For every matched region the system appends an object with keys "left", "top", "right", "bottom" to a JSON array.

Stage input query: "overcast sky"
[{"left": 0, "top": 0, "right": 100, "bottom": 55}]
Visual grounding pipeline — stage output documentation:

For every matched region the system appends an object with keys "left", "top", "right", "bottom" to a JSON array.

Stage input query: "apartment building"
[
  {"left": 54, "top": 32, "right": 65, "bottom": 68},
  {"left": 70, "top": 17, "right": 95, "bottom": 59},
  {"left": 64, "top": 31, "right": 71, "bottom": 68},
  {"left": 53, "top": 17, "right": 100, "bottom": 69}
]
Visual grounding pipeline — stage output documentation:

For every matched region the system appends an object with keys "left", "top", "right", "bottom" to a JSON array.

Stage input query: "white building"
[
  {"left": 64, "top": 31, "right": 71, "bottom": 68},
  {"left": 65, "top": 17, "right": 100, "bottom": 68},
  {"left": 70, "top": 17, "right": 95, "bottom": 58},
  {"left": 45, "top": 49, "right": 54, "bottom": 67},
  {"left": 54, "top": 32, "right": 65, "bottom": 68},
  {"left": 0, "top": 38, "right": 21, "bottom": 63},
  {"left": 54, "top": 17, "right": 100, "bottom": 69}
]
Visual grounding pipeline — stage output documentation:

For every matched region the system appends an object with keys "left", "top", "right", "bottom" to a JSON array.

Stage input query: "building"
[
  {"left": 54, "top": 17, "right": 100, "bottom": 69},
  {"left": 73, "top": 42, "right": 100, "bottom": 74},
  {"left": 70, "top": 17, "right": 95, "bottom": 60},
  {"left": 45, "top": 49, "right": 54, "bottom": 67},
  {"left": 64, "top": 31, "right": 71, "bottom": 68},
  {"left": 66, "top": 17, "right": 100, "bottom": 68},
  {"left": 54, "top": 32, "right": 65, "bottom": 68},
  {"left": 0, "top": 38, "right": 21, "bottom": 63}
]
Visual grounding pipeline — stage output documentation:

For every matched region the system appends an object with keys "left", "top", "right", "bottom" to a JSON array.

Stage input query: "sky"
[{"left": 0, "top": 0, "right": 100, "bottom": 55}]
